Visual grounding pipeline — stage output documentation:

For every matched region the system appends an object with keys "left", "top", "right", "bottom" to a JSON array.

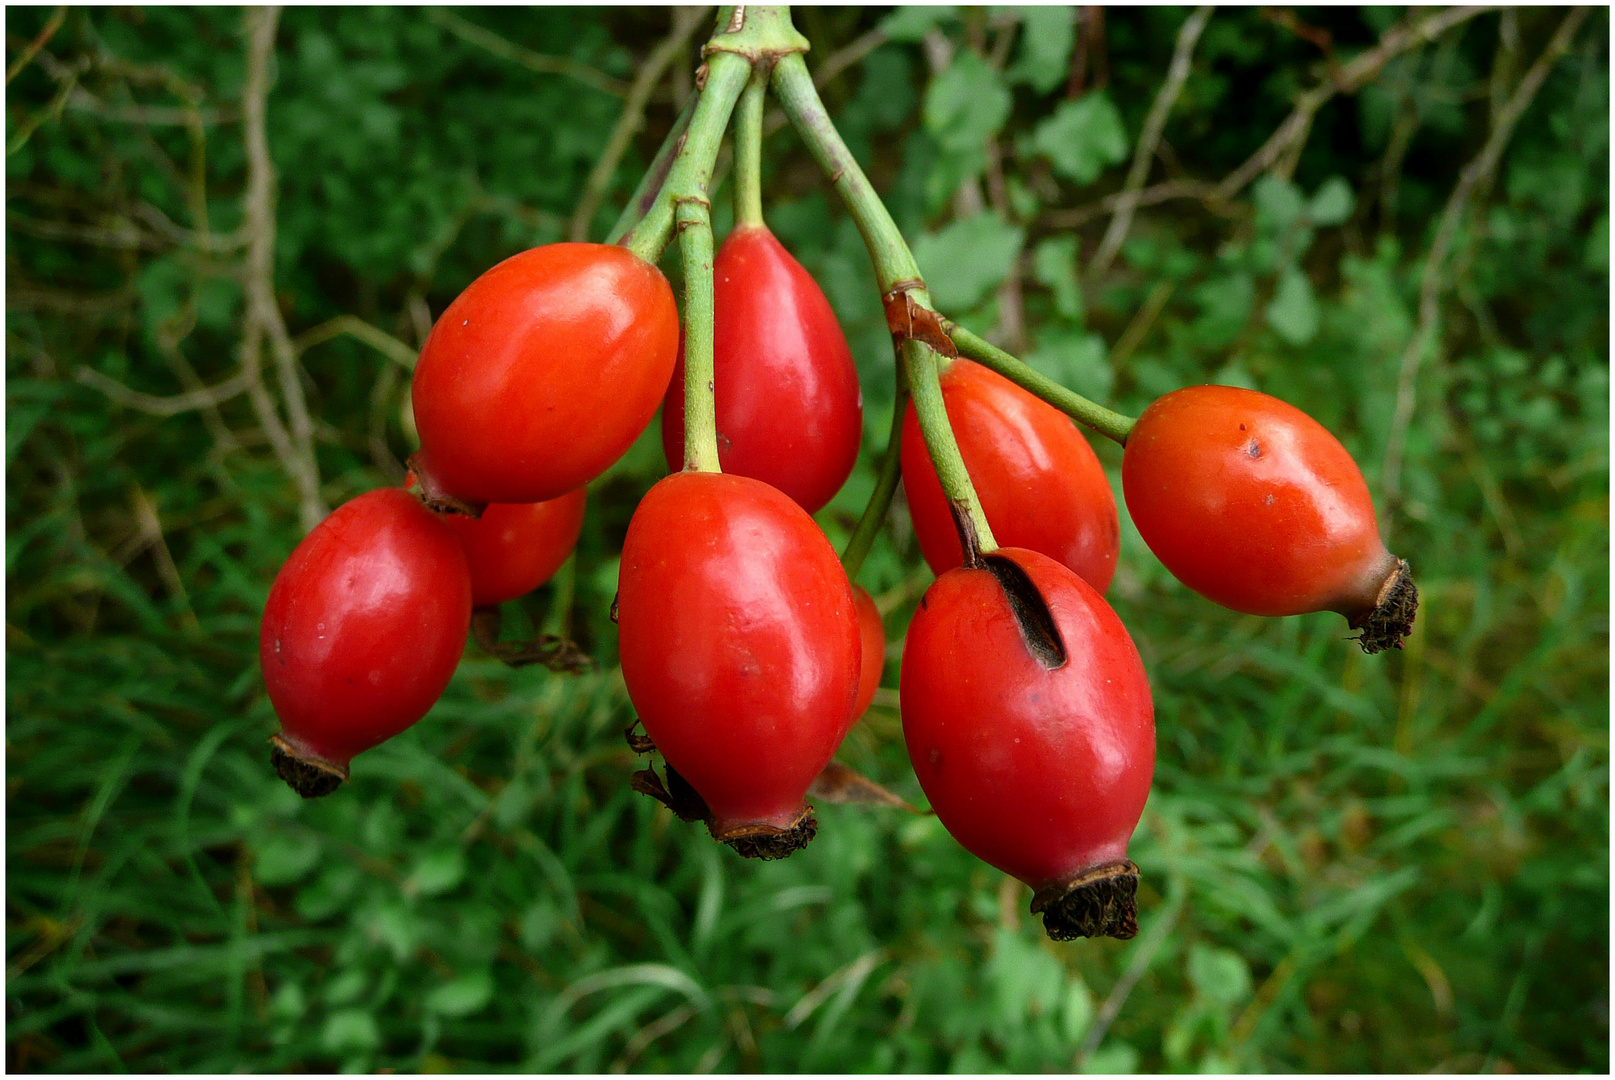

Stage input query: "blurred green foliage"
[{"left": 6, "top": 5, "right": 1607, "bottom": 1073}]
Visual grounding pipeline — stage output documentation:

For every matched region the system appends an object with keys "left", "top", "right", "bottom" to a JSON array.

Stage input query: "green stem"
[
  {"left": 606, "top": 93, "right": 696, "bottom": 247},
  {"left": 678, "top": 196, "right": 721, "bottom": 472},
  {"left": 840, "top": 375, "right": 910, "bottom": 581},
  {"left": 733, "top": 69, "right": 767, "bottom": 229},
  {"left": 944, "top": 322, "right": 1137, "bottom": 445},
  {"left": 774, "top": 49, "right": 993, "bottom": 552},
  {"left": 905, "top": 340, "right": 996, "bottom": 555},
  {"left": 621, "top": 52, "right": 750, "bottom": 265},
  {"left": 770, "top": 52, "right": 921, "bottom": 291}
]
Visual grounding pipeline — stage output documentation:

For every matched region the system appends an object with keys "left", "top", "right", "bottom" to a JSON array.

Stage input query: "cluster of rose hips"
[{"left": 258, "top": 12, "right": 1415, "bottom": 942}]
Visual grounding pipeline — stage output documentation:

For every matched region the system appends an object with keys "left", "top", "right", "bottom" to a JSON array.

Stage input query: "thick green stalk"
[
  {"left": 773, "top": 49, "right": 993, "bottom": 551},
  {"left": 905, "top": 341, "right": 996, "bottom": 555},
  {"left": 840, "top": 377, "right": 910, "bottom": 581},
  {"left": 621, "top": 51, "right": 750, "bottom": 264},
  {"left": 606, "top": 93, "right": 696, "bottom": 246},
  {"left": 733, "top": 70, "right": 767, "bottom": 229},
  {"left": 770, "top": 52, "right": 920, "bottom": 291},
  {"left": 945, "top": 322, "right": 1137, "bottom": 445},
  {"left": 678, "top": 197, "right": 721, "bottom": 472}
]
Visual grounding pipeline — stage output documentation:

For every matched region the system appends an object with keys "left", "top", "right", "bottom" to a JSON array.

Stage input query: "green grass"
[{"left": 7, "top": 6, "right": 1608, "bottom": 1072}]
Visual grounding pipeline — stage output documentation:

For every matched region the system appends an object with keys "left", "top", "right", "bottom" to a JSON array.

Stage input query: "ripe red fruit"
[
  {"left": 901, "top": 359, "right": 1119, "bottom": 593},
  {"left": 852, "top": 584, "right": 884, "bottom": 719},
  {"left": 660, "top": 226, "right": 863, "bottom": 512},
  {"left": 441, "top": 489, "right": 586, "bottom": 608},
  {"left": 261, "top": 489, "right": 472, "bottom": 797},
  {"left": 901, "top": 546, "right": 1154, "bottom": 940},
  {"left": 411, "top": 243, "right": 679, "bottom": 504},
  {"left": 617, "top": 471, "right": 861, "bottom": 858},
  {"left": 1121, "top": 385, "right": 1416, "bottom": 652}
]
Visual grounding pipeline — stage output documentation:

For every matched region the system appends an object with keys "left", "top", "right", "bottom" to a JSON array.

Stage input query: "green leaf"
[
  {"left": 1308, "top": 176, "right": 1355, "bottom": 227},
  {"left": 1187, "top": 945, "right": 1252, "bottom": 1007},
  {"left": 407, "top": 846, "right": 467, "bottom": 897},
  {"left": 912, "top": 211, "right": 1025, "bottom": 311},
  {"left": 1031, "top": 93, "right": 1128, "bottom": 185},
  {"left": 1062, "top": 972, "right": 1095, "bottom": 1043},
  {"left": 1084, "top": 1041, "right": 1141, "bottom": 1074},
  {"left": 425, "top": 969, "right": 494, "bottom": 1017},
  {"left": 923, "top": 51, "right": 1013, "bottom": 155},
  {"left": 1252, "top": 174, "right": 1306, "bottom": 235},
  {"left": 254, "top": 833, "right": 322, "bottom": 887},
  {"left": 1032, "top": 236, "right": 1083, "bottom": 321},
  {"left": 1266, "top": 266, "right": 1321, "bottom": 345},
  {"left": 1008, "top": 7, "right": 1076, "bottom": 94},
  {"left": 879, "top": 5, "right": 959, "bottom": 43},
  {"left": 320, "top": 1009, "right": 380, "bottom": 1054}
]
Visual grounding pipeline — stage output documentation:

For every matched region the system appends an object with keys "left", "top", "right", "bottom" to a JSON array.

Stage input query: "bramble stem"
[
  {"left": 771, "top": 52, "right": 920, "bottom": 290},
  {"left": 904, "top": 340, "right": 996, "bottom": 553},
  {"left": 678, "top": 196, "right": 721, "bottom": 472},
  {"left": 774, "top": 49, "right": 992, "bottom": 549},
  {"left": 944, "top": 322, "right": 1137, "bottom": 445},
  {"left": 606, "top": 93, "right": 696, "bottom": 247},
  {"left": 622, "top": 52, "right": 750, "bottom": 265},
  {"left": 733, "top": 70, "right": 767, "bottom": 230},
  {"left": 840, "top": 374, "right": 909, "bottom": 581}
]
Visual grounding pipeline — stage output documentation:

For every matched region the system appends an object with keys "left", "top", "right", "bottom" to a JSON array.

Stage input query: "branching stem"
[
  {"left": 944, "top": 322, "right": 1136, "bottom": 445},
  {"left": 733, "top": 69, "right": 767, "bottom": 229}
]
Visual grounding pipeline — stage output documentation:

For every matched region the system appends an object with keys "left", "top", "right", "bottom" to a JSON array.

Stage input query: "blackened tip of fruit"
[
  {"left": 1350, "top": 558, "right": 1418, "bottom": 655},
  {"left": 714, "top": 805, "right": 818, "bottom": 861},
  {"left": 1030, "top": 860, "right": 1140, "bottom": 941},
  {"left": 983, "top": 554, "right": 1067, "bottom": 671},
  {"left": 269, "top": 736, "right": 347, "bottom": 799}
]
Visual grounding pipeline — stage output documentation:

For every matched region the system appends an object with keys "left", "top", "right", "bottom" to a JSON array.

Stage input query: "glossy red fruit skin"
[
  {"left": 852, "top": 585, "right": 884, "bottom": 719},
  {"left": 443, "top": 489, "right": 586, "bottom": 608},
  {"left": 617, "top": 472, "right": 861, "bottom": 834},
  {"left": 261, "top": 489, "right": 472, "bottom": 770},
  {"left": 1121, "top": 385, "right": 1397, "bottom": 617},
  {"left": 411, "top": 243, "right": 679, "bottom": 504},
  {"left": 901, "top": 359, "right": 1119, "bottom": 593},
  {"left": 660, "top": 226, "right": 863, "bottom": 513},
  {"left": 900, "top": 547, "right": 1154, "bottom": 891}
]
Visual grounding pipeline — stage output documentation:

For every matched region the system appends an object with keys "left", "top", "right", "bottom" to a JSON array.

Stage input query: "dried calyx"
[
  {"left": 470, "top": 609, "right": 593, "bottom": 672},
  {"left": 269, "top": 734, "right": 347, "bottom": 799},
  {"left": 1030, "top": 860, "right": 1141, "bottom": 941},
  {"left": 624, "top": 722, "right": 818, "bottom": 860},
  {"left": 1346, "top": 558, "right": 1419, "bottom": 654}
]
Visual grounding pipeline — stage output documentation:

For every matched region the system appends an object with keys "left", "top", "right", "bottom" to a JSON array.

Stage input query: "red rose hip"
[
  {"left": 617, "top": 471, "right": 861, "bottom": 858},
  {"left": 443, "top": 489, "right": 586, "bottom": 608},
  {"left": 261, "top": 489, "right": 472, "bottom": 796},
  {"left": 901, "top": 359, "right": 1119, "bottom": 593},
  {"left": 661, "top": 225, "right": 863, "bottom": 513},
  {"left": 1121, "top": 385, "right": 1416, "bottom": 652},
  {"left": 411, "top": 243, "right": 679, "bottom": 504},
  {"left": 901, "top": 546, "right": 1154, "bottom": 940},
  {"left": 852, "top": 584, "right": 884, "bottom": 719}
]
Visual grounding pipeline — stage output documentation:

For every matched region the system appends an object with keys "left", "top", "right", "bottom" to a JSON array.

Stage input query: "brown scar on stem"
[{"left": 882, "top": 280, "right": 958, "bottom": 359}]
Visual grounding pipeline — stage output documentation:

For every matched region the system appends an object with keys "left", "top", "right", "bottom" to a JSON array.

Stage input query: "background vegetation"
[{"left": 6, "top": 5, "right": 1607, "bottom": 1072}]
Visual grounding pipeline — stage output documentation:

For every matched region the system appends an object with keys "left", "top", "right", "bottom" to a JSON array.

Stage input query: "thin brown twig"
[
  {"left": 241, "top": 6, "right": 325, "bottom": 532},
  {"left": 293, "top": 315, "right": 419, "bottom": 370},
  {"left": 76, "top": 366, "right": 256, "bottom": 417},
  {"left": 1088, "top": 6, "right": 1211, "bottom": 282},
  {"left": 569, "top": 7, "right": 708, "bottom": 242},
  {"left": 7, "top": 6, "right": 67, "bottom": 86},
  {"left": 1041, "top": 178, "right": 1220, "bottom": 229},
  {"left": 1380, "top": 6, "right": 1590, "bottom": 518},
  {"left": 425, "top": 7, "right": 631, "bottom": 98},
  {"left": 1212, "top": 6, "right": 1495, "bottom": 204}
]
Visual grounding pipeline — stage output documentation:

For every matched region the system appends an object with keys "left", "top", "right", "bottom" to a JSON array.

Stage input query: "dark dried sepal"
[
  {"left": 630, "top": 759, "right": 710, "bottom": 824},
  {"left": 807, "top": 760, "right": 921, "bottom": 812},
  {"left": 471, "top": 608, "right": 594, "bottom": 672},
  {"left": 1349, "top": 558, "right": 1418, "bottom": 655},
  {"left": 713, "top": 806, "right": 817, "bottom": 861},
  {"left": 1030, "top": 860, "right": 1140, "bottom": 941},
  {"left": 269, "top": 735, "right": 347, "bottom": 799},
  {"left": 623, "top": 718, "right": 656, "bottom": 754}
]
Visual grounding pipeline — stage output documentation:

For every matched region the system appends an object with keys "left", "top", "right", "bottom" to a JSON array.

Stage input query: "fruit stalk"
[
  {"left": 943, "top": 320, "right": 1136, "bottom": 446},
  {"left": 677, "top": 195, "right": 722, "bottom": 473},
  {"left": 732, "top": 68, "right": 767, "bottom": 230},
  {"left": 606, "top": 93, "right": 697, "bottom": 246},
  {"left": 840, "top": 375, "right": 909, "bottom": 580},
  {"left": 771, "top": 49, "right": 994, "bottom": 551}
]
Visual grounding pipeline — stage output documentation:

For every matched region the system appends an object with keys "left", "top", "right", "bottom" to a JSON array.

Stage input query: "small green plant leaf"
[
  {"left": 1031, "top": 94, "right": 1128, "bottom": 185},
  {"left": 912, "top": 211, "right": 1025, "bottom": 312},
  {"left": 1267, "top": 266, "right": 1321, "bottom": 345},
  {"left": 426, "top": 969, "right": 495, "bottom": 1017}
]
